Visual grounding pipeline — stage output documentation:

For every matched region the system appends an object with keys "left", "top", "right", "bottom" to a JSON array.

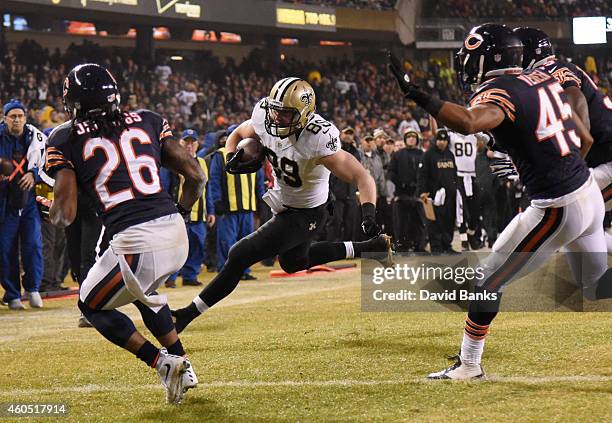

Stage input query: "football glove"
[
  {"left": 225, "top": 149, "right": 262, "bottom": 175},
  {"left": 361, "top": 202, "right": 381, "bottom": 237},
  {"left": 388, "top": 52, "right": 444, "bottom": 117},
  {"left": 490, "top": 157, "right": 518, "bottom": 181}
]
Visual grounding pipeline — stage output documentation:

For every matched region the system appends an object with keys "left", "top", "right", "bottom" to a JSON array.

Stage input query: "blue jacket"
[{"left": 0, "top": 123, "right": 44, "bottom": 221}]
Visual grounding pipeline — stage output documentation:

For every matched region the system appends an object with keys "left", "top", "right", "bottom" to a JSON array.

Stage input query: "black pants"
[
  {"left": 200, "top": 204, "right": 349, "bottom": 307},
  {"left": 427, "top": 194, "right": 456, "bottom": 253},
  {"left": 479, "top": 188, "right": 498, "bottom": 247},
  {"left": 65, "top": 195, "right": 103, "bottom": 285},
  {"left": 40, "top": 220, "right": 68, "bottom": 290},
  {"left": 393, "top": 198, "right": 426, "bottom": 252},
  {"left": 457, "top": 176, "right": 480, "bottom": 235},
  {"left": 376, "top": 196, "right": 393, "bottom": 236}
]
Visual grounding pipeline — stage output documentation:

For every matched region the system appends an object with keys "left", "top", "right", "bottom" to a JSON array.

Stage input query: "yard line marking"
[{"left": 3, "top": 376, "right": 612, "bottom": 396}]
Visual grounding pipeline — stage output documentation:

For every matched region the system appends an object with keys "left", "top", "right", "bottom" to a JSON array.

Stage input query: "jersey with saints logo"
[{"left": 250, "top": 98, "right": 340, "bottom": 211}]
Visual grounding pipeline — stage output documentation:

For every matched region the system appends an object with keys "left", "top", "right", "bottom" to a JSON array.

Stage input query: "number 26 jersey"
[
  {"left": 251, "top": 99, "right": 340, "bottom": 210},
  {"left": 45, "top": 109, "right": 177, "bottom": 238}
]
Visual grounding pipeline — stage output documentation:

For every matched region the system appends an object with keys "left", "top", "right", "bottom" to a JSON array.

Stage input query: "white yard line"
[{"left": 3, "top": 375, "right": 611, "bottom": 396}]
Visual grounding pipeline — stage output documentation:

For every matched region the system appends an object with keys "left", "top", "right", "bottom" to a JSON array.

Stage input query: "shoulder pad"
[{"left": 46, "top": 121, "right": 73, "bottom": 148}]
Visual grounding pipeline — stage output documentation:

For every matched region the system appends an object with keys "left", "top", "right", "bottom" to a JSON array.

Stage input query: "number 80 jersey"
[
  {"left": 45, "top": 109, "right": 177, "bottom": 238},
  {"left": 251, "top": 98, "right": 340, "bottom": 211}
]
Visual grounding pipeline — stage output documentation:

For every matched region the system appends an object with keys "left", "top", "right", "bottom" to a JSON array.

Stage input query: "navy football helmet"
[
  {"left": 455, "top": 23, "right": 523, "bottom": 92},
  {"left": 63, "top": 63, "right": 120, "bottom": 121},
  {"left": 513, "top": 27, "right": 554, "bottom": 70}
]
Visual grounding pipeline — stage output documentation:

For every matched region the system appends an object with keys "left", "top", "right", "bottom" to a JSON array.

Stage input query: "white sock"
[
  {"left": 460, "top": 333, "right": 485, "bottom": 365},
  {"left": 193, "top": 296, "right": 209, "bottom": 314},
  {"left": 344, "top": 241, "right": 355, "bottom": 259}
]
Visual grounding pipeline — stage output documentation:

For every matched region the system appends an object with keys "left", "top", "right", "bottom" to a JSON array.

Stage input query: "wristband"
[
  {"left": 361, "top": 202, "right": 376, "bottom": 219},
  {"left": 176, "top": 203, "right": 191, "bottom": 218},
  {"left": 408, "top": 89, "right": 445, "bottom": 117}
]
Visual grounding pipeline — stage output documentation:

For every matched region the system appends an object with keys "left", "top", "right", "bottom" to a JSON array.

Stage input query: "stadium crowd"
[
  {"left": 281, "top": 0, "right": 396, "bottom": 10},
  {"left": 424, "top": 0, "right": 609, "bottom": 19},
  {"left": 0, "top": 38, "right": 611, "bottom": 310}
]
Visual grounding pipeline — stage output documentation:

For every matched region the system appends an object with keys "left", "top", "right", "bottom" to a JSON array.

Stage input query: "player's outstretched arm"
[
  {"left": 49, "top": 168, "right": 77, "bottom": 228},
  {"left": 225, "top": 120, "right": 259, "bottom": 154},
  {"left": 161, "top": 137, "right": 206, "bottom": 212},
  {"left": 435, "top": 103, "right": 506, "bottom": 135}
]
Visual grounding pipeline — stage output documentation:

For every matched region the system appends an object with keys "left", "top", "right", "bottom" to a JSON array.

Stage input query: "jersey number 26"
[{"left": 84, "top": 128, "right": 161, "bottom": 210}]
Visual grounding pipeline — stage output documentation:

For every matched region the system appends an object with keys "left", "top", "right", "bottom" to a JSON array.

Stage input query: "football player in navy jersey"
[
  {"left": 513, "top": 27, "right": 612, "bottom": 213},
  {"left": 45, "top": 64, "right": 205, "bottom": 404},
  {"left": 389, "top": 24, "right": 611, "bottom": 380}
]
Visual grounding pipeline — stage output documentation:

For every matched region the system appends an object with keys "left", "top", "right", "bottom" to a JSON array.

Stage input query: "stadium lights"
[{"left": 170, "top": 55, "right": 183, "bottom": 61}]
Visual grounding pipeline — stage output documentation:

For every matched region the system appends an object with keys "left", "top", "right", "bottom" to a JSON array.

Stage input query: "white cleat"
[
  {"left": 29, "top": 292, "right": 43, "bottom": 308},
  {"left": 182, "top": 356, "right": 198, "bottom": 394},
  {"left": 427, "top": 355, "right": 486, "bottom": 380},
  {"left": 156, "top": 349, "right": 189, "bottom": 404}
]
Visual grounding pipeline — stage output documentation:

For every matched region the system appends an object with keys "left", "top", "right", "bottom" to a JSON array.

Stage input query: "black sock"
[
  {"left": 166, "top": 339, "right": 185, "bottom": 356},
  {"left": 353, "top": 237, "right": 382, "bottom": 257},
  {"left": 596, "top": 268, "right": 612, "bottom": 299},
  {"left": 171, "top": 303, "right": 201, "bottom": 334},
  {"left": 136, "top": 340, "right": 160, "bottom": 368}
]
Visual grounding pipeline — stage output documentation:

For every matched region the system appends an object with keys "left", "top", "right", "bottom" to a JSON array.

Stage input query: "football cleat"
[
  {"left": 427, "top": 354, "right": 486, "bottom": 380},
  {"left": 366, "top": 234, "right": 395, "bottom": 267},
  {"left": 182, "top": 356, "right": 198, "bottom": 393},
  {"left": 156, "top": 349, "right": 189, "bottom": 404}
]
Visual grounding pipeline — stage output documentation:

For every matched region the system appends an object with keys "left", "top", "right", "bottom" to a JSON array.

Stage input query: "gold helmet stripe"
[{"left": 274, "top": 77, "right": 301, "bottom": 101}]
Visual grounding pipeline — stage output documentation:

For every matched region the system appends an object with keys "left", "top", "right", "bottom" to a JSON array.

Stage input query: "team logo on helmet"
[
  {"left": 464, "top": 33, "right": 484, "bottom": 50},
  {"left": 300, "top": 91, "right": 313, "bottom": 106}
]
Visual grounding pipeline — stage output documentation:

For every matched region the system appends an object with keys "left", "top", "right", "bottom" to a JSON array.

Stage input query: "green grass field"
[{"left": 1, "top": 261, "right": 611, "bottom": 422}]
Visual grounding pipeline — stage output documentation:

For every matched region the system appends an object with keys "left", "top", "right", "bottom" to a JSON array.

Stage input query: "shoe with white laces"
[
  {"left": 427, "top": 354, "right": 486, "bottom": 380},
  {"left": 29, "top": 292, "right": 43, "bottom": 308},
  {"left": 155, "top": 349, "right": 189, "bottom": 404}
]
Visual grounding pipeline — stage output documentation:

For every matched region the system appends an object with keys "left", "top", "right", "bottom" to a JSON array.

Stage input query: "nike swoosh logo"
[{"left": 163, "top": 363, "right": 171, "bottom": 383}]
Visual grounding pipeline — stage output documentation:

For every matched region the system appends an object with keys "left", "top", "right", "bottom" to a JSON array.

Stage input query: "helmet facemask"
[{"left": 264, "top": 98, "right": 304, "bottom": 138}]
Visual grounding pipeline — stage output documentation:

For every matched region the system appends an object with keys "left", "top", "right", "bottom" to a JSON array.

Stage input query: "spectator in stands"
[{"left": 0, "top": 99, "right": 44, "bottom": 310}]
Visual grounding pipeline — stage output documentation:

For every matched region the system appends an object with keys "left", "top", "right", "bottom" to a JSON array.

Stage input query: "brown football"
[
  {"left": 0, "top": 158, "right": 15, "bottom": 177},
  {"left": 237, "top": 137, "right": 265, "bottom": 163}
]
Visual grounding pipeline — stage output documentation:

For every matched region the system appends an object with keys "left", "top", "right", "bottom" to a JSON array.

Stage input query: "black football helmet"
[
  {"left": 455, "top": 23, "right": 523, "bottom": 92},
  {"left": 513, "top": 27, "right": 554, "bottom": 70},
  {"left": 63, "top": 63, "right": 120, "bottom": 121}
]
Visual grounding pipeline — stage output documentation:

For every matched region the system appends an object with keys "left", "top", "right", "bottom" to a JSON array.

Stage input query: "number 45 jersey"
[
  {"left": 470, "top": 69, "right": 589, "bottom": 200},
  {"left": 45, "top": 110, "right": 177, "bottom": 238},
  {"left": 250, "top": 99, "right": 340, "bottom": 212}
]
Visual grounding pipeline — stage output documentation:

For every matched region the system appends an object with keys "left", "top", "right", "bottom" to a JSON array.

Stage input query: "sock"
[
  {"left": 344, "top": 241, "right": 355, "bottom": 259},
  {"left": 137, "top": 340, "right": 160, "bottom": 368},
  {"left": 166, "top": 339, "right": 185, "bottom": 356},
  {"left": 460, "top": 316, "right": 489, "bottom": 365}
]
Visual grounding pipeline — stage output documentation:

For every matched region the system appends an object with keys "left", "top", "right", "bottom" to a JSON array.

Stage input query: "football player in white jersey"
[
  {"left": 448, "top": 129, "right": 485, "bottom": 250},
  {"left": 172, "top": 77, "right": 392, "bottom": 333}
]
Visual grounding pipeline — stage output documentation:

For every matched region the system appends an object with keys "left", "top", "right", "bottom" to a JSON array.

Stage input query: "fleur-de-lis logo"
[
  {"left": 326, "top": 135, "right": 338, "bottom": 151},
  {"left": 300, "top": 91, "right": 313, "bottom": 106}
]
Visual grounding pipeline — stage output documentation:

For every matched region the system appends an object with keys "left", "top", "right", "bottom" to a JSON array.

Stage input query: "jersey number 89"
[{"left": 265, "top": 149, "right": 302, "bottom": 188}]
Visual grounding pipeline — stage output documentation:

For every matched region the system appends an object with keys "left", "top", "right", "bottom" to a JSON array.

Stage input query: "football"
[
  {"left": 237, "top": 137, "right": 265, "bottom": 164},
  {"left": 0, "top": 158, "right": 14, "bottom": 176}
]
